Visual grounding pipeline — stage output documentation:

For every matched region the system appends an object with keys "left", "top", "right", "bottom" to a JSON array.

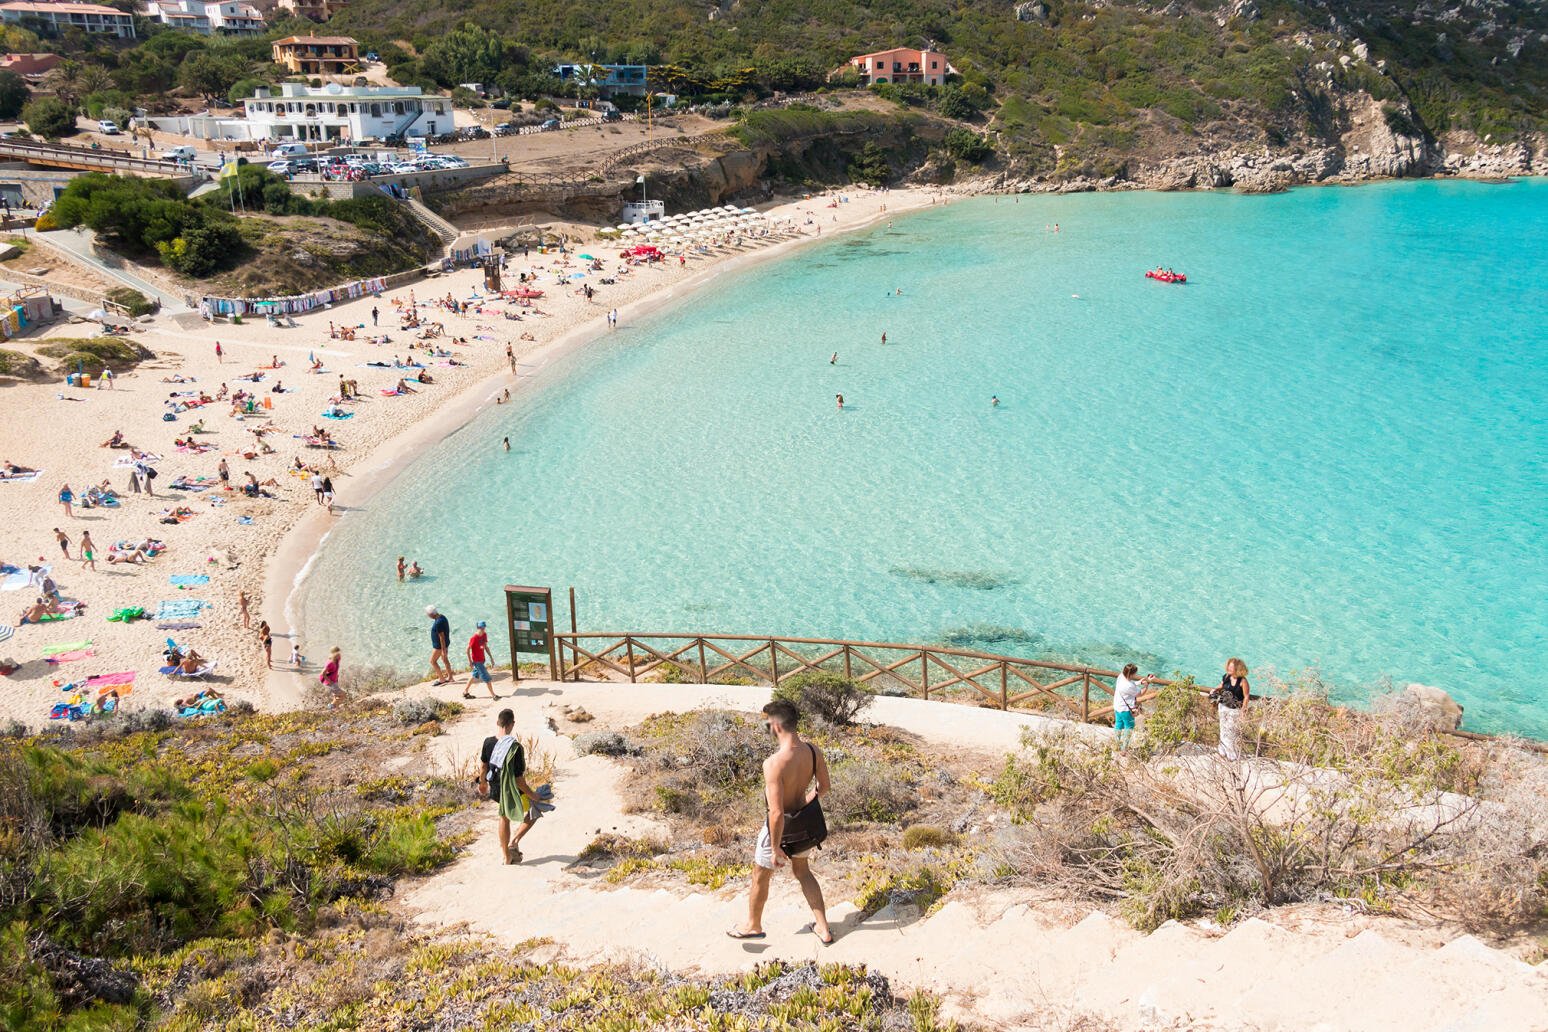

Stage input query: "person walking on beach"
[
  {"left": 78, "top": 531, "right": 96, "bottom": 572},
  {"left": 463, "top": 621, "right": 497, "bottom": 700},
  {"left": 320, "top": 646, "right": 343, "bottom": 707},
  {"left": 506, "top": 343, "right": 515, "bottom": 373},
  {"left": 371, "top": 306, "right": 379, "bottom": 327},
  {"left": 215, "top": 341, "right": 223, "bottom": 363},
  {"left": 1213, "top": 658, "right": 1250, "bottom": 761},
  {"left": 257, "top": 620, "right": 273, "bottom": 669},
  {"left": 58, "top": 484, "right": 73, "bottom": 518},
  {"left": 238, "top": 590, "right": 250, "bottom": 629},
  {"left": 1114, "top": 663, "right": 1154, "bottom": 751},
  {"left": 427, "top": 605, "right": 453, "bottom": 685},
  {"left": 321, "top": 476, "right": 334, "bottom": 514},
  {"left": 54, "top": 528, "right": 70, "bottom": 559},
  {"left": 218, "top": 457, "right": 230, "bottom": 487},
  {"left": 482, "top": 707, "right": 542, "bottom": 863},
  {"left": 309, "top": 471, "right": 324, "bottom": 505},
  {"left": 729, "top": 699, "right": 833, "bottom": 943}
]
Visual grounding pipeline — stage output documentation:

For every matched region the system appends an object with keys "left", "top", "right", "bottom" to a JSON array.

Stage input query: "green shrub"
[
  {"left": 35, "top": 337, "right": 153, "bottom": 375},
  {"left": 771, "top": 671, "right": 874, "bottom": 726},
  {"left": 1135, "top": 675, "right": 1211, "bottom": 756},
  {"left": 0, "top": 349, "right": 43, "bottom": 381},
  {"left": 103, "top": 288, "right": 155, "bottom": 318},
  {"left": 901, "top": 825, "right": 956, "bottom": 850},
  {"left": 943, "top": 128, "right": 992, "bottom": 164},
  {"left": 21, "top": 97, "right": 74, "bottom": 138}
]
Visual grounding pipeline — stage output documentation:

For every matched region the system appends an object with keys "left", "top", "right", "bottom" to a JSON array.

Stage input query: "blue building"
[{"left": 552, "top": 63, "right": 649, "bottom": 98}]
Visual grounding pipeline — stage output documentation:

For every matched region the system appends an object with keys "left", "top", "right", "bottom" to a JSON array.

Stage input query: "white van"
[
  {"left": 159, "top": 145, "right": 197, "bottom": 162},
  {"left": 270, "top": 142, "right": 310, "bottom": 160}
]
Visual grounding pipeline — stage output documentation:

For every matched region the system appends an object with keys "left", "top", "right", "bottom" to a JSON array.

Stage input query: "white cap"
[{"left": 425, "top": 605, "right": 438, "bottom": 616}]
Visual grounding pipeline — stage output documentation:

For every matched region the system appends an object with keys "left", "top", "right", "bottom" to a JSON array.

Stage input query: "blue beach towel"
[
  {"left": 154, "top": 599, "right": 209, "bottom": 621},
  {"left": 321, "top": 411, "right": 354, "bottom": 420},
  {"left": 169, "top": 574, "right": 210, "bottom": 587}
]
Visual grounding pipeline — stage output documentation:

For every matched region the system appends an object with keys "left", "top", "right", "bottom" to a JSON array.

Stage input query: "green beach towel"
[{"left": 42, "top": 640, "right": 93, "bottom": 656}]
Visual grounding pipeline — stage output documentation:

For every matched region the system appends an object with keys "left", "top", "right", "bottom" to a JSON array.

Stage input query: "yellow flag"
[{"left": 217, "top": 160, "right": 239, "bottom": 181}]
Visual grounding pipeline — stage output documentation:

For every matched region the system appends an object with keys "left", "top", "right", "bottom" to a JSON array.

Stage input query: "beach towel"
[
  {"left": 46, "top": 649, "right": 94, "bottom": 664},
  {"left": 0, "top": 470, "right": 42, "bottom": 484},
  {"left": 1, "top": 564, "right": 45, "bottom": 592},
  {"left": 321, "top": 411, "right": 354, "bottom": 420},
  {"left": 49, "top": 702, "right": 85, "bottom": 721},
  {"left": 170, "top": 574, "right": 210, "bottom": 587},
  {"left": 84, "top": 671, "right": 135, "bottom": 690},
  {"left": 178, "top": 698, "right": 225, "bottom": 717},
  {"left": 236, "top": 517, "right": 253, "bottom": 526},
  {"left": 41, "top": 640, "right": 92, "bottom": 656},
  {"left": 155, "top": 599, "right": 208, "bottom": 621},
  {"left": 156, "top": 621, "right": 201, "bottom": 631},
  {"left": 112, "top": 455, "right": 161, "bottom": 469}
]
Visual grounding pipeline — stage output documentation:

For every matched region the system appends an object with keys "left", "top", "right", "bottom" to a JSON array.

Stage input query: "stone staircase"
[{"left": 402, "top": 197, "right": 460, "bottom": 247}]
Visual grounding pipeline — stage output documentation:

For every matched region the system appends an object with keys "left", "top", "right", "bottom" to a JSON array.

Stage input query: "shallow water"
[{"left": 300, "top": 179, "right": 1548, "bottom": 736}]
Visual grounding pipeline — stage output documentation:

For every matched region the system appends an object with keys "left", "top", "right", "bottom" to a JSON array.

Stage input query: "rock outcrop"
[{"left": 1401, "top": 683, "right": 1466, "bottom": 732}]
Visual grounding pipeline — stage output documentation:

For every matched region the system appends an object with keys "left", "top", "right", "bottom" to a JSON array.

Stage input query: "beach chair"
[{"left": 163, "top": 660, "right": 218, "bottom": 681}]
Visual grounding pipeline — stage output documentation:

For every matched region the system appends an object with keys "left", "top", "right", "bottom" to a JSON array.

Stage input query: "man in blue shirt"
[{"left": 427, "top": 605, "right": 453, "bottom": 684}]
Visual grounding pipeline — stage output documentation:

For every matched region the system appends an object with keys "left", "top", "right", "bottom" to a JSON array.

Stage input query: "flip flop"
[
  {"left": 818, "top": 932, "right": 835, "bottom": 946},
  {"left": 726, "top": 929, "right": 765, "bottom": 940}
]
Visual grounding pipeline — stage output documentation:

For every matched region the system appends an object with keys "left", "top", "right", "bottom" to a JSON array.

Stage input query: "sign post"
[{"left": 503, "top": 585, "right": 556, "bottom": 681}]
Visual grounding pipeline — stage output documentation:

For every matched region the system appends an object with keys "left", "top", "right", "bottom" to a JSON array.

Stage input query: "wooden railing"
[{"left": 553, "top": 632, "right": 1167, "bottom": 724}]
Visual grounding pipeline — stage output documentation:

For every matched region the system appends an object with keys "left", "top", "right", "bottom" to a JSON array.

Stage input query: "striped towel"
[
  {"left": 170, "top": 574, "right": 210, "bottom": 587},
  {"left": 0, "top": 624, "right": 12, "bottom": 643}
]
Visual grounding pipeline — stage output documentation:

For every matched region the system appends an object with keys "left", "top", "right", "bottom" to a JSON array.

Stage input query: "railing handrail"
[{"left": 552, "top": 630, "right": 1144, "bottom": 681}]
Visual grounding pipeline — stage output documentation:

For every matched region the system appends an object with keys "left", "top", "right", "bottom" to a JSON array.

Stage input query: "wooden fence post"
[
  {"left": 626, "top": 638, "right": 636, "bottom": 684},
  {"left": 843, "top": 645, "right": 852, "bottom": 681},
  {"left": 769, "top": 640, "right": 778, "bottom": 685},
  {"left": 1001, "top": 663, "right": 1008, "bottom": 710},
  {"left": 921, "top": 651, "right": 929, "bottom": 701},
  {"left": 1081, "top": 672, "right": 1090, "bottom": 722},
  {"left": 698, "top": 639, "right": 707, "bottom": 684}
]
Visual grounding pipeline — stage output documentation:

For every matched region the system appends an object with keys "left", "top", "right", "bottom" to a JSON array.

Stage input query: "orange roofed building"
[{"left": 844, "top": 47, "right": 956, "bottom": 87}]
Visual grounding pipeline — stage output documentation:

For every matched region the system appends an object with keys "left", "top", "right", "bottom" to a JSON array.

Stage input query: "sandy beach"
[{"left": 0, "top": 185, "right": 938, "bottom": 727}]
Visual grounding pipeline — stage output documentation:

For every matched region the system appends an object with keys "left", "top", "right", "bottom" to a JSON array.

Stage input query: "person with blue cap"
[{"left": 464, "top": 619, "right": 497, "bottom": 699}]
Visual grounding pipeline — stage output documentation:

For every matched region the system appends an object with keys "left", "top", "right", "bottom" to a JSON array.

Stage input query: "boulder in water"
[{"left": 1401, "top": 683, "right": 1464, "bottom": 731}]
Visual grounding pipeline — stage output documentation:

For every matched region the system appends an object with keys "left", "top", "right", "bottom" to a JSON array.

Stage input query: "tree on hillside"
[
  {"left": 40, "top": 62, "right": 86, "bottom": 108},
  {"left": 178, "top": 51, "right": 248, "bottom": 102},
  {"left": 419, "top": 23, "right": 526, "bottom": 88},
  {"left": 22, "top": 97, "right": 76, "bottom": 138},
  {"left": 0, "top": 70, "right": 28, "bottom": 120}
]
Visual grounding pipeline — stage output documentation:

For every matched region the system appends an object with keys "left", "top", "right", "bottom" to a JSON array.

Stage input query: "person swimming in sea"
[
  {"left": 991, "top": 395, "right": 1000, "bottom": 407},
  {"left": 408, "top": 561, "right": 424, "bottom": 579},
  {"left": 836, "top": 393, "right": 844, "bottom": 411}
]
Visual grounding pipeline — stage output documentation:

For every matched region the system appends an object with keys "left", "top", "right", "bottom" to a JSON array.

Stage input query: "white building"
[
  {"left": 0, "top": 1, "right": 135, "bottom": 38},
  {"left": 141, "top": 1, "right": 264, "bottom": 34},
  {"left": 243, "top": 83, "right": 452, "bottom": 144}
]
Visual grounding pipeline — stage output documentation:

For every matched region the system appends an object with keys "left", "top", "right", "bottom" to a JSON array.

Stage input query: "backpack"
[{"left": 144, "top": 466, "right": 158, "bottom": 480}]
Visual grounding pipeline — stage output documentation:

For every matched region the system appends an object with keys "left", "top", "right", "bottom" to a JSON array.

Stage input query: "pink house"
[{"left": 846, "top": 47, "right": 956, "bottom": 87}]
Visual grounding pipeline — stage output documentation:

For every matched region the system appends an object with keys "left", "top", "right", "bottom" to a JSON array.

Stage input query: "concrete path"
[
  {"left": 394, "top": 680, "right": 1548, "bottom": 1030},
  {"left": 32, "top": 229, "right": 191, "bottom": 312}
]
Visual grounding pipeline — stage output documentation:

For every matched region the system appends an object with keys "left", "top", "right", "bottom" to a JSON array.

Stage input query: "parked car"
[
  {"left": 540, "top": 118, "right": 561, "bottom": 131},
  {"left": 493, "top": 122, "right": 517, "bottom": 137},
  {"left": 160, "top": 145, "right": 198, "bottom": 162},
  {"left": 270, "top": 142, "right": 309, "bottom": 160},
  {"left": 267, "top": 160, "right": 293, "bottom": 175},
  {"left": 97, "top": 120, "right": 120, "bottom": 135}
]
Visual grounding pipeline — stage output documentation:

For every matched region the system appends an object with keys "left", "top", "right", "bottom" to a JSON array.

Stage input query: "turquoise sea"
[{"left": 299, "top": 179, "right": 1548, "bottom": 736}]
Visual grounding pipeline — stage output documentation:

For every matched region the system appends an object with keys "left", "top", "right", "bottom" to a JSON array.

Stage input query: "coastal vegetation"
[
  {"left": 577, "top": 673, "right": 1548, "bottom": 940},
  {"left": 46, "top": 172, "right": 433, "bottom": 289}
]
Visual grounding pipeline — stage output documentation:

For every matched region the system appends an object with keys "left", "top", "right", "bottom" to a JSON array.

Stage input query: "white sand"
[
  {"left": 398, "top": 677, "right": 1548, "bottom": 1031},
  {"left": 0, "top": 187, "right": 940, "bottom": 727}
]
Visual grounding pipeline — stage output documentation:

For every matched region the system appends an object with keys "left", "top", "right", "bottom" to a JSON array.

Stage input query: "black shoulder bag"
[{"left": 777, "top": 744, "right": 828, "bottom": 854}]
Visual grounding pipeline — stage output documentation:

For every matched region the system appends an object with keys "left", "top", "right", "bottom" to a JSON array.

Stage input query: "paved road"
[{"left": 37, "top": 229, "right": 190, "bottom": 312}]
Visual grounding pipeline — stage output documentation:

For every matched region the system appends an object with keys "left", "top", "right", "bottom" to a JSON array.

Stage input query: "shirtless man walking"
[{"left": 729, "top": 699, "right": 833, "bottom": 944}]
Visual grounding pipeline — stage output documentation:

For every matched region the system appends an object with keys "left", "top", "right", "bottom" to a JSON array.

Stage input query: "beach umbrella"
[
  {"left": 89, "top": 308, "right": 108, "bottom": 322},
  {"left": 615, "top": 223, "right": 633, "bottom": 230}
]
